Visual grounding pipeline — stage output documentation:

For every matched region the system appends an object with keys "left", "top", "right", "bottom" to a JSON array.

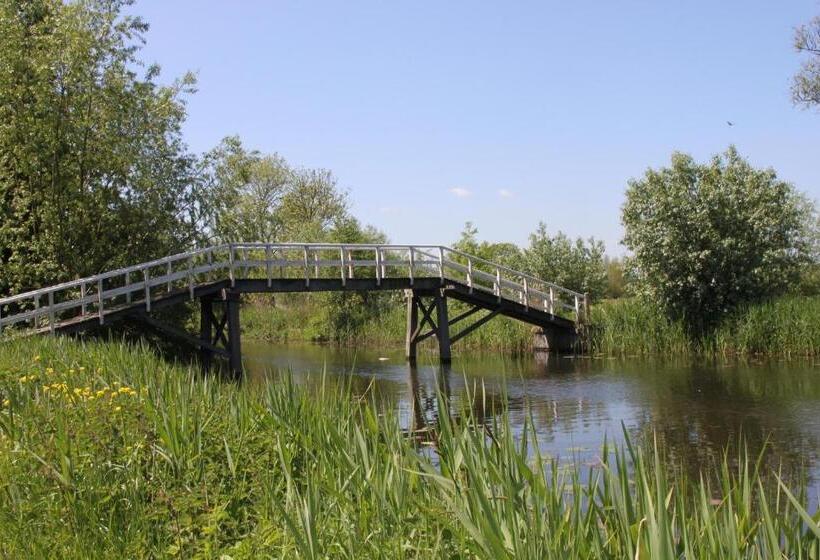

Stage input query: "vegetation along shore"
[{"left": 0, "top": 336, "right": 819, "bottom": 558}]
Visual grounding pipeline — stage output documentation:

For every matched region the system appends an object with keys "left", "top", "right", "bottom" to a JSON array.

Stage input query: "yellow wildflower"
[
  {"left": 96, "top": 390, "right": 106, "bottom": 398},
  {"left": 2, "top": 399, "right": 8, "bottom": 407},
  {"left": 114, "top": 406, "right": 122, "bottom": 412},
  {"left": 78, "top": 367, "right": 85, "bottom": 372},
  {"left": 45, "top": 368, "right": 54, "bottom": 375},
  {"left": 33, "top": 355, "right": 41, "bottom": 362}
]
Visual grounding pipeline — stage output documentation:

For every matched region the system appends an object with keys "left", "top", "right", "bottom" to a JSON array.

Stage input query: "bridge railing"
[{"left": 0, "top": 243, "right": 588, "bottom": 334}]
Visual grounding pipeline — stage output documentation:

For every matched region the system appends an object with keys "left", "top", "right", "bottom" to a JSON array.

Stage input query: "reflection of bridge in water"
[{"left": 0, "top": 243, "right": 589, "bottom": 377}]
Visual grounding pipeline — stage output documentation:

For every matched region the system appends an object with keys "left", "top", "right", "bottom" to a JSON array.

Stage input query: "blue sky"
[{"left": 132, "top": 1, "right": 820, "bottom": 254}]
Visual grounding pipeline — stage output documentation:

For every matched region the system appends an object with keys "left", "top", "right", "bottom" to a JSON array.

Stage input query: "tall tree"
[
  {"left": 200, "top": 136, "right": 290, "bottom": 243},
  {"left": 523, "top": 223, "right": 607, "bottom": 298},
  {"left": 622, "top": 147, "right": 815, "bottom": 333},
  {"left": 793, "top": 15, "right": 820, "bottom": 107},
  {"left": 0, "top": 0, "right": 200, "bottom": 296},
  {"left": 201, "top": 136, "right": 350, "bottom": 243}
]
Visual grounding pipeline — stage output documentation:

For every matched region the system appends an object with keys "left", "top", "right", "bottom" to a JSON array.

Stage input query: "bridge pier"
[
  {"left": 532, "top": 326, "right": 578, "bottom": 354},
  {"left": 199, "top": 290, "right": 242, "bottom": 379},
  {"left": 405, "top": 289, "right": 451, "bottom": 364}
]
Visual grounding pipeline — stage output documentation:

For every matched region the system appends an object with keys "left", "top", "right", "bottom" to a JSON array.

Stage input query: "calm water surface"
[{"left": 244, "top": 341, "right": 820, "bottom": 493}]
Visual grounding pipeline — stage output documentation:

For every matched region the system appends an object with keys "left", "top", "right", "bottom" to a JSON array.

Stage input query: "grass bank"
[
  {"left": 241, "top": 293, "right": 820, "bottom": 357},
  {"left": 1, "top": 336, "right": 819, "bottom": 557},
  {"left": 590, "top": 295, "right": 820, "bottom": 357}
]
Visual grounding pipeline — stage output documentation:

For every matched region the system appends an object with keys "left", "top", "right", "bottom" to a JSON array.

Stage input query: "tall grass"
[
  {"left": 242, "top": 293, "right": 820, "bottom": 357},
  {"left": 0, "top": 336, "right": 818, "bottom": 557},
  {"left": 590, "top": 295, "right": 820, "bottom": 357},
  {"left": 242, "top": 295, "right": 535, "bottom": 353}
]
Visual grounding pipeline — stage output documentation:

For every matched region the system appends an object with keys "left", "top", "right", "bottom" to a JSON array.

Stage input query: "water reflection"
[{"left": 244, "top": 341, "right": 820, "bottom": 493}]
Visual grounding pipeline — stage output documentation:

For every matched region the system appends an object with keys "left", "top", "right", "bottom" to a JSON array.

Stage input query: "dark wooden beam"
[
  {"left": 450, "top": 309, "right": 500, "bottom": 344},
  {"left": 133, "top": 311, "right": 230, "bottom": 358}
]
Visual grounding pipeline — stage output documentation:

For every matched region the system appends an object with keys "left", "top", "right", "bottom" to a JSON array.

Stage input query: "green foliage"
[
  {"left": 589, "top": 295, "right": 820, "bottom": 357},
  {"left": 793, "top": 15, "right": 820, "bottom": 107},
  {"left": 0, "top": 336, "right": 818, "bottom": 557},
  {"left": 623, "top": 147, "right": 815, "bottom": 334},
  {"left": 523, "top": 222, "right": 607, "bottom": 299},
  {"left": 603, "top": 256, "right": 628, "bottom": 298},
  {"left": 453, "top": 222, "right": 525, "bottom": 269},
  {"left": 0, "top": 0, "right": 202, "bottom": 296},
  {"left": 200, "top": 136, "right": 352, "bottom": 244},
  {"left": 199, "top": 136, "right": 291, "bottom": 243}
]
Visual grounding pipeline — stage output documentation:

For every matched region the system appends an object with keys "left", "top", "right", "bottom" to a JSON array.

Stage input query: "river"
[{"left": 244, "top": 341, "right": 820, "bottom": 493}]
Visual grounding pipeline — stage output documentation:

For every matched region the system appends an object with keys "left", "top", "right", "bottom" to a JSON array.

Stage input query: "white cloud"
[
  {"left": 449, "top": 187, "right": 472, "bottom": 198},
  {"left": 498, "top": 189, "right": 514, "bottom": 198}
]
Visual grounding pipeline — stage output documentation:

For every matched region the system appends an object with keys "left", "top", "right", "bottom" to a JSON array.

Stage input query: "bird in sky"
[{"left": 727, "top": 121, "right": 734, "bottom": 126}]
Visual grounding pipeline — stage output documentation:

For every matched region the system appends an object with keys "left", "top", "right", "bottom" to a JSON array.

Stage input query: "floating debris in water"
[{"left": 378, "top": 357, "right": 389, "bottom": 361}]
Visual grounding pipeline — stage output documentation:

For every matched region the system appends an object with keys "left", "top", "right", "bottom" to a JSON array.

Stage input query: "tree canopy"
[
  {"left": 793, "top": 15, "right": 820, "bottom": 108},
  {"left": 622, "top": 147, "right": 815, "bottom": 333},
  {"left": 0, "top": 0, "right": 202, "bottom": 296},
  {"left": 200, "top": 136, "right": 353, "bottom": 244},
  {"left": 453, "top": 222, "right": 607, "bottom": 299}
]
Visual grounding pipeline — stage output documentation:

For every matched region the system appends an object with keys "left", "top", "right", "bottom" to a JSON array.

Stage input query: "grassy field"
[
  {"left": 241, "top": 293, "right": 820, "bottom": 357},
  {"left": 0, "top": 336, "right": 819, "bottom": 557}
]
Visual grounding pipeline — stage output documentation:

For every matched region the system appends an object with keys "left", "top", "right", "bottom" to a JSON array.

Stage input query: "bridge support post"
[
  {"left": 405, "top": 291, "right": 419, "bottom": 363},
  {"left": 200, "top": 295, "right": 214, "bottom": 375},
  {"left": 198, "top": 290, "right": 243, "bottom": 379},
  {"left": 436, "top": 294, "right": 451, "bottom": 363},
  {"left": 405, "top": 289, "right": 451, "bottom": 364},
  {"left": 225, "top": 291, "right": 242, "bottom": 380}
]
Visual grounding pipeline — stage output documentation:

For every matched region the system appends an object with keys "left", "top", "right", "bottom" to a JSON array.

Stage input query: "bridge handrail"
[{"left": 0, "top": 242, "right": 588, "bottom": 333}]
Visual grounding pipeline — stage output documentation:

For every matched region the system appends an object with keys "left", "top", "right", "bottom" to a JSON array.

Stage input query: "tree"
[
  {"left": 200, "top": 137, "right": 350, "bottom": 243},
  {"left": 792, "top": 15, "right": 820, "bottom": 107},
  {"left": 200, "top": 136, "right": 290, "bottom": 243},
  {"left": 453, "top": 222, "right": 525, "bottom": 270},
  {"left": 0, "top": 0, "right": 201, "bottom": 296},
  {"left": 522, "top": 223, "right": 607, "bottom": 298},
  {"left": 279, "top": 168, "right": 348, "bottom": 241},
  {"left": 622, "top": 147, "right": 815, "bottom": 333}
]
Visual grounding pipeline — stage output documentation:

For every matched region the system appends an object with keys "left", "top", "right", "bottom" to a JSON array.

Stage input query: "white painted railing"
[{"left": 0, "top": 243, "right": 588, "bottom": 334}]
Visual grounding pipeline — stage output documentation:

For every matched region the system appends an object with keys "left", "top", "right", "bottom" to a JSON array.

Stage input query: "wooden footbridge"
[{"left": 0, "top": 244, "right": 588, "bottom": 377}]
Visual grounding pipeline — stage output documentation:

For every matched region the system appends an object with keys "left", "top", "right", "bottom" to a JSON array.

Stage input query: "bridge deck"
[
  {"left": 1, "top": 243, "right": 587, "bottom": 341},
  {"left": 42, "top": 276, "right": 576, "bottom": 336}
]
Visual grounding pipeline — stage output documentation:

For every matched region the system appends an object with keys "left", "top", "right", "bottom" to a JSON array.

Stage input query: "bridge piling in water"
[{"left": 405, "top": 289, "right": 451, "bottom": 364}]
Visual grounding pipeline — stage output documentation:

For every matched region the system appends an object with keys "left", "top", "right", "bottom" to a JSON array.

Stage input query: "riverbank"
[
  {"left": 241, "top": 294, "right": 820, "bottom": 357},
  {"left": 1, "top": 336, "right": 818, "bottom": 557}
]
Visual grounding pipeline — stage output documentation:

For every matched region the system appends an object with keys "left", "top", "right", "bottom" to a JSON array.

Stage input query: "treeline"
[
  {"left": 1, "top": 0, "right": 818, "bottom": 353},
  {"left": 0, "top": 0, "right": 379, "bottom": 299}
]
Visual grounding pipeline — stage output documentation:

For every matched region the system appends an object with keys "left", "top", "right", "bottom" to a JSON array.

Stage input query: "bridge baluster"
[
  {"left": 143, "top": 268, "right": 151, "bottom": 312},
  {"left": 303, "top": 246, "right": 310, "bottom": 287},
  {"left": 408, "top": 247, "right": 415, "bottom": 286},
  {"left": 375, "top": 248, "right": 382, "bottom": 286},
  {"left": 340, "top": 247, "right": 346, "bottom": 286},
  {"left": 188, "top": 256, "right": 194, "bottom": 300},
  {"left": 228, "top": 246, "right": 235, "bottom": 287},
  {"left": 80, "top": 282, "right": 87, "bottom": 316},
  {"left": 266, "top": 245, "right": 272, "bottom": 287},
  {"left": 97, "top": 278, "right": 104, "bottom": 324},
  {"left": 438, "top": 247, "right": 444, "bottom": 284},
  {"left": 48, "top": 292, "right": 55, "bottom": 332}
]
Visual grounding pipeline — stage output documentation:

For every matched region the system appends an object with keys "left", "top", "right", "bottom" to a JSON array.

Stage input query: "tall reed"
[{"left": 0, "top": 336, "right": 817, "bottom": 557}]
